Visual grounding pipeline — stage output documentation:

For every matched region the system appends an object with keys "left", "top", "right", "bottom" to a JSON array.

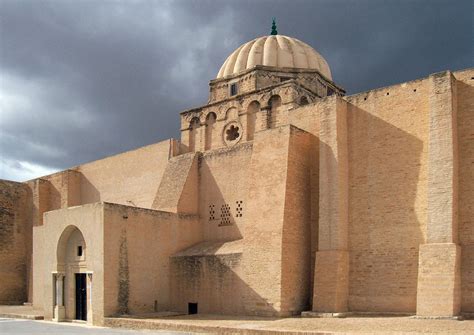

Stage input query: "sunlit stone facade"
[{"left": 0, "top": 32, "right": 473, "bottom": 325}]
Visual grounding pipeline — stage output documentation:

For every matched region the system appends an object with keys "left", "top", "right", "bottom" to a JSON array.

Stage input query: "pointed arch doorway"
[{"left": 54, "top": 225, "right": 92, "bottom": 322}]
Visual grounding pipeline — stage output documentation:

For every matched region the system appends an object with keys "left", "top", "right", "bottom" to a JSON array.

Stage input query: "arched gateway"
[{"left": 54, "top": 225, "right": 91, "bottom": 322}]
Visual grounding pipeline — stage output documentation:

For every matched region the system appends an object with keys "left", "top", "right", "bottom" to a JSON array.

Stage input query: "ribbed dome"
[{"left": 217, "top": 35, "right": 332, "bottom": 80}]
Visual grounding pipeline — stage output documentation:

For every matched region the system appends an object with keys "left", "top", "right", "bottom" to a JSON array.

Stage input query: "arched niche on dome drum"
[
  {"left": 246, "top": 101, "right": 260, "bottom": 141},
  {"left": 268, "top": 95, "right": 282, "bottom": 129},
  {"left": 205, "top": 112, "right": 216, "bottom": 150},
  {"left": 188, "top": 117, "right": 200, "bottom": 152},
  {"left": 300, "top": 96, "right": 309, "bottom": 106},
  {"left": 225, "top": 107, "right": 238, "bottom": 120}
]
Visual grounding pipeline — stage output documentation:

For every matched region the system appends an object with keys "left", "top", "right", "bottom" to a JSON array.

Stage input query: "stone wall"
[
  {"left": 199, "top": 143, "right": 253, "bottom": 242},
  {"left": 0, "top": 180, "right": 30, "bottom": 304},
  {"left": 33, "top": 203, "right": 105, "bottom": 323},
  {"left": 209, "top": 72, "right": 256, "bottom": 102},
  {"left": 312, "top": 97, "right": 349, "bottom": 313},
  {"left": 280, "top": 127, "right": 317, "bottom": 314},
  {"left": 78, "top": 140, "right": 172, "bottom": 208},
  {"left": 344, "top": 77, "right": 429, "bottom": 313},
  {"left": 25, "top": 140, "right": 172, "bottom": 219},
  {"left": 208, "top": 67, "right": 342, "bottom": 104},
  {"left": 240, "top": 125, "right": 316, "bottom": 316},
  {"left": 288, "top": 103, "right": 320, "bottom": 136},
  {"left": 288, "top": 103, "right": 320, "bottom": 297},
  {"left": 455, "top": 70, "right": 474, "bottom": 312},
  {"left": 240, "top": 126, "right": 291, "bottom": 316},
  {"left": 153, "top": 152, "right": 199, "bottom": 215},
  {"left": 103, "top": 203, "right": 200, "bottom": 316},
  {"left": 170, "top": 240, "right": 243, "bottom": 314},
  {"left": 181, "top": 81, "right": 318, "bottom": 153}
]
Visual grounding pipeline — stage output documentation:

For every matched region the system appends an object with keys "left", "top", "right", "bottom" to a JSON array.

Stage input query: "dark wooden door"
[{"left": 75, "top": 273, "right": 87, "bottom": 321}]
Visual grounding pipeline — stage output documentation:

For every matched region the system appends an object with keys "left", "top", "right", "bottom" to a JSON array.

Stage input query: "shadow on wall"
[
  {"left": 198, "top": 148, "right": 253, "bottom": 241},
  {"left": 346, "top": 102, "right": 424, "bottom": 313},
  {"left": 170, "top": 252, "right": 278, "bottom": 317},
  {"left": 48, "top": 183, "right": 61, "bottom": 209},
  {"left": 457, "top": 80, "right": 474, "bottom": 313},
  {"left": 280, "top": 129, "right": 318, "bottom": 313},
  {"left": 79, "top": 175, "right": 100, "bottom": 205},
  {"left": 0, "top": 180, "right": 29, "bottom": 304}
]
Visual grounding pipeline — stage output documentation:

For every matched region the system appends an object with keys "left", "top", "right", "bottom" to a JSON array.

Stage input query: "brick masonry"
[
  {"left": 0, "top": 180, "right": 30, "bottom": 304},
  {"left": 0, "top": 65, "right": 473, "bottom": 324}
]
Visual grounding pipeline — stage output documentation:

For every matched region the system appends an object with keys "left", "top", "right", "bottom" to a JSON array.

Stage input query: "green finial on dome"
[{"left": 271, "top": 18, "right": 278, "bottom": 35}]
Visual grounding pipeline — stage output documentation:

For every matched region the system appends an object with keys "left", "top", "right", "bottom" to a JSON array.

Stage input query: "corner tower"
[{"left": 180, "top": 29, "right": 344, "bottom": 152}]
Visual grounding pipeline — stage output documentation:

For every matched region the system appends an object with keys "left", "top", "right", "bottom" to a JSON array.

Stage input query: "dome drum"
[{"left": 209, "top": 64, "right": 343, "bottom": 104}]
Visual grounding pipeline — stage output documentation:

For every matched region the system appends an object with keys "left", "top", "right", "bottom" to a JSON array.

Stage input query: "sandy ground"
[
  {"left": 107, "top": 313, "right": 474, "bottom": 334},
  {"left": 1, "top": 306, "right": 473, "bottom": 334}
]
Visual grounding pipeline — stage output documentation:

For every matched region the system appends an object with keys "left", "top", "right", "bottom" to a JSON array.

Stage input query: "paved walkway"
[{"left": 0, "top": 318, "right": 190, "bottom": 335}]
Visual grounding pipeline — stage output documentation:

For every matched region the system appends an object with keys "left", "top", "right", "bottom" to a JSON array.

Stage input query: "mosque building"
[{"left": 1, "top": 22, "right": 473, "bottom": 324}]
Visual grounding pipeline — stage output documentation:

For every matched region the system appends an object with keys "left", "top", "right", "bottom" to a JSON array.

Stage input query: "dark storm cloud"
[{"left": 0, "top": 0, "right": 472, "bottom": 181}]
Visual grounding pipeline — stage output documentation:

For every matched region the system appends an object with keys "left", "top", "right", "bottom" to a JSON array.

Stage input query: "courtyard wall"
[
  {"left": 0, "top": 180, "right": 31, "bottom": 304},
  {"left": 344, "top": 77, "right": 429, "bottom": 312},
  {"left": 103, "top": 203, "right": 201, "bottom": 317},
  {"left": 33, "top": 203, "right": 105, "bottom": 324},
  {"left": 455, "top": 70, "right": 474, "bottom": 312}
]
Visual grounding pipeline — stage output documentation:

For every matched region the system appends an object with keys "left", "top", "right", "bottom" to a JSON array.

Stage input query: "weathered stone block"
[
  {"left": 416, "top": 243, "right": 461, "bottom": 317},
  {"left": 312, "top": 250, "right": 349, "bottom": 312}
]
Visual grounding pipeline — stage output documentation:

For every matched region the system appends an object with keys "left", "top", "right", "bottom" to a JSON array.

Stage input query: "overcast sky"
[{"left": 1, "top": 0, "right": 472, "bottom": 182}]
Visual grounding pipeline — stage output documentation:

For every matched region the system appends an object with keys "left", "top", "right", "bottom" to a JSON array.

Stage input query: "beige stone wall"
[
  {"left": 255, "top": 70, "right": 331, "bottom": 98},
  {"left": 44, "top": 170, "right": 81, "bottom": 209},
  {"left": 25, "top": 139, "right": 172, "bottom": 217},
  {"left": 288, "top": 103, "right": 320, "bottom": 297},
  {"left": 280, "top": 127, "right": 317, "bottom": 314},
  {"left": 417, "top": 243, "right": 461, "bottom": 316},
  {"left": 312, "top": 96, "right": 349, "bottom": 313},
  {"left": 78, "top": 140, "right": 172, "bottom": 208},
  {"left": 199, "top": 143, "right": 253, "bottom": 242},
  {"left": 170, "top": 240, "right": 243, "bottom": 315},
  {"left": 33, "top": 203, "right": 105, "bottom": 324},
  {"left": 240, "top": 127, "right": 290, "bottom": 316},
  {"left": 20, "top": 140, "right": 172, "bottom": 309},
  {"left": 153, "top": 152, "right": 199, "bottom": 215},
  {"left": 455, "top": 69, "right": 474, "bottom": 312},
  {"left": 169, "top": 126, "right": 316, "bottom": 317},
  {"left": 416, "top": 71, "right": 460, "bottom": 317},
  {"left": 32, "top": 202, "right": 200, "bottom": 323},
  {"left": 103, "top": 203, "right": 200, "bottom": 316},
  {"left": 0, "top": 180, "right": 31, "bottom": 304},
  {"left": 344, "top": 77, "right": 429, "bottom": 313},
  {"left": 27, "top": 178, "right": 49, "bottom": 227},
  {"left": 240, "top": 125, "right": 315, "bottom": 316},
  {"left": 209, "top": 72, "right": 256, "bottom": 103},
  {"left": 288, "top": 103, "right": 320, "bottom": 136}
]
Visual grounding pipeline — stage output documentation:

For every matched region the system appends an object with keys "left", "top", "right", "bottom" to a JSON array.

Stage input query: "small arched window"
[
  {"left": 230, "top": 83, "right": 238, "bottom": 96},
  {"left": 246, "top": 101, "right": 260, "bottom": 141},
  {"left": 300, "top": 96, "right": 309, "bottom": 106},
  {"left": 268, "top": 95, "right": 281, "bottom": 129},
  {"left": 189, "top": 117, "right": 200, "bottom": 152},
  {"left": 205, "top": 112, "right": 216, "bottom": 150}
]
